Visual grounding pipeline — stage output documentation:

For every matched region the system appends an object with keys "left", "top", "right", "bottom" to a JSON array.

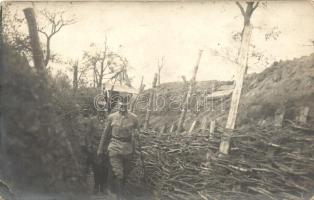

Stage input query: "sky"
[{"left": 5, "top": 1, "right": 314, "bottom": 88}]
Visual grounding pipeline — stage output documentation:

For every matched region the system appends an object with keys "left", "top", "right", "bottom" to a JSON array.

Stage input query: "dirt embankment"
[{"left": 137, "top": 53, "right": 314, "bottom": 130}]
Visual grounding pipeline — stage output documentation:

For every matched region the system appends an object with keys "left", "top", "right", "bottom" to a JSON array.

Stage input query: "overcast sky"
[{"left": 6, "top": 1, "right": 314, "bottom": 88}]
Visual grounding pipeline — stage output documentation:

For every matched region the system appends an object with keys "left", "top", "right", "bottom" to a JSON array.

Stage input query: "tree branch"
[
  {"left": 252, "top": 2, "right": 259, "bottom": 12},
  {"left": 37, "top": 29, "right": 49, "bottom": 39},
  {"left": 236, "top": 2, "right": 246, "bottom": 17}
]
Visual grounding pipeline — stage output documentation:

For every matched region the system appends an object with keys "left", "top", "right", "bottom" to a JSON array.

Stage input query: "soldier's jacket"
[
  {"left": 78, "top": 116, "right": 103, "bottom": 154},
  {"left": 106, "top": 111, "right": 139, "bottom": 156}
]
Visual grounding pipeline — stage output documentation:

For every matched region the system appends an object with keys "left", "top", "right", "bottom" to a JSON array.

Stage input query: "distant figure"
[
  {"left": 98, "top": 99, "right": 139, "bottom": 200},
  {"left": 79, "top": 108, "right": 109, "bottom": 194}
]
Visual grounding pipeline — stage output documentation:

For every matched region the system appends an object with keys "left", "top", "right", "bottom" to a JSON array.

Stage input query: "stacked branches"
[{"left": 136, "top": 125, "right": 314, "bottom": 200}]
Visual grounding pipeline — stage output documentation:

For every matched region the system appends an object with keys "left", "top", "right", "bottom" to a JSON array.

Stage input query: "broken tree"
[
  {"left": 23, "top": 8, "right": 45, "bottom": 75},
  {"left": 177, "top": 50, "right": 203, "bottom": 134},
  {"left": 144, "top": 74, "right": 158, "bottom": 129},
  {"left": 219, "top": 2, "right": 259, "bottom": 154}
]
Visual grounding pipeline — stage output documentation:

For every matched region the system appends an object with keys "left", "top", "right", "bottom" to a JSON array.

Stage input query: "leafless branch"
[
  {"left": 236, "top": 2, "right": 246, "bottom": 17},
  {"left": 37, "top": 9, "right": 76, "bottom": 67},
  {"left": 252, "top": 2, "right": 260, "bottom": 12}
]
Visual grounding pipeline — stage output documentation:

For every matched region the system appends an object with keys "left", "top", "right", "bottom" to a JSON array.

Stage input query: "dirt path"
[
  {"left": 13, "top": 190, "right": 152, "bottom": 200},
  {"left": 14, "top": 191, "right": 114, "bottom": 200}
]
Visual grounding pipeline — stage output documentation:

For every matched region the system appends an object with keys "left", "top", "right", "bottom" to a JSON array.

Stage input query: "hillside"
[{"left": 136, "top": 53, "right": 314, "bottom": 131}]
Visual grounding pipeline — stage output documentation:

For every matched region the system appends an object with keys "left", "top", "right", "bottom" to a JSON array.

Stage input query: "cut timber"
[
  {"left": 219, "top": 24, "right": 253, "bottom": 155},
  {"left": 177, "top": 50, "right": 203, "bottom": 134},
  {"left": 144, "top": 74, "right": 158, "bottom": 129},
  {"left": 189, "top": 120, "right": 197, "bottom": 134},
  {"left": 274, "top": 106, "right": 285, "bottom": 127},
  {"left": 23, "top": 8, "right": 45, "bottom": 75},
  {"left": 298, "top": 106, "right": 309, "bottom": 124}
]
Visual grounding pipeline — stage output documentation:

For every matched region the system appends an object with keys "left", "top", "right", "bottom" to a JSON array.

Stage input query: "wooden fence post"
[
  {"left": 160, "top": 124, "right": 167, "bottom": 135},
  {"left": 169, "top": 123, "right": 176, "bottom": 133},
  {"left": 219, "top": 24, "right": 253, "bottom": 155},
  {"left": 23, "top": 8, "right": 45, "bottom": 75},
  {"left": 210, "top": 120, "right": 216, "bottom": 134},
  {"left": 177, "top": 50, "right": 203, "bottom": 134},
  {"left": 200, "top": 117, "right": 208, "bottom": 134},
  {"left": 188, "top": 120, "right": 197, "bottom": 134},
  {"left": 144, "top": 74, "right": 158, "bottom": 129},
  {"left": 274, "top": 106, "right": 285, "bottom": 127},
  {"left": 299, "top": 106, "right": 309, "bottom": 124}
]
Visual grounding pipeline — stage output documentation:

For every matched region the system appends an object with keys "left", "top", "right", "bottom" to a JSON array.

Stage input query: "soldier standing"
[
  {"left": 79, "top": 108, "right": 109, "bottom": 194},
  {"left": 97, "top": 99, "right": 139, "bottom": 200}
]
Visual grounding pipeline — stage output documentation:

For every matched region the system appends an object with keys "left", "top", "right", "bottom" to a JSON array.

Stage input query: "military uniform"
[
  {"left": 107, "top": 111, "right": 138, "bottom": 180},
  {"left": 79, "top": 115, "right": 109, "bottom": 193},
  {"left": 99, "top": 110, "right": 138, "bottom": 199}
]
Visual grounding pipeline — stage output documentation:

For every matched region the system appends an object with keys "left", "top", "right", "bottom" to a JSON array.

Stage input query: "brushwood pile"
[
  {"left": 136, "top": 123, "right": 314, "bottom": 200},
  {"left": 131, "top": 54, "right": 314, "bottom": 199}
]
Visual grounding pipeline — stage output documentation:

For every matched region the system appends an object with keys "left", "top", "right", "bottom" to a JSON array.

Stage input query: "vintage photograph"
[{"left": 1, "top": 0, "right": 314, "bottom": 200}]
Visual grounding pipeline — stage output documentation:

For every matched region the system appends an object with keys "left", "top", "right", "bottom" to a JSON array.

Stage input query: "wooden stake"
[
  {"left": 160, "top": 124, "right": 167, "bottom": 135},
  {"left": 23, "top": 8, "right": 45, "bottom": 75},
  {"left": 299, "top": 106, "right": 309, "bottom": 124},
  {"left": 144, "top": 74, "right": 158, "bottom": 129},
  {"left": 200, "top": 117, "right": 208, "bottom": 134},
  {"left": 219, "top": 24, "right": 253, "bottom": 155},
  {"left": 177, "top": 50, "right": 203, "bottom": 134},
  {"left": 210, "top": 120, "right": 216, "bottom": 134},
  {"left": 189, "top": 120, "right": 197, "bottom": 134},
  {"left": 169, "top": 123, "right": 176, "bottom": 133},
  {"left": 274, "top": 106, "right": 285, "bottom": 127}
]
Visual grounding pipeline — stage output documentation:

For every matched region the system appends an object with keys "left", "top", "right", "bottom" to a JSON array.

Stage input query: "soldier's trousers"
[
  {"left": 92, "top": 155, "right": 109, "bottom": 192},
  {"left": 108, "top": 152, "right": 134, "bottom": 183}
]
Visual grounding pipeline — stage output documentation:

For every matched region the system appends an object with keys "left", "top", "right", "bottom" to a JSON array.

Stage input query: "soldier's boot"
[{"left": 93, "top": 184, "right": 99, "bottom": 194}]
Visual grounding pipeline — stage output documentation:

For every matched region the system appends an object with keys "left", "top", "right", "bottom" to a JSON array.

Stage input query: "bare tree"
[
  {"left": 83, "top": 42, "right": 132, "bottom": 88},
  {"left": 219, "top": 2, "right": 259, "bottom": 155},
  {"left": 3, "top": 8, "right": 76, "bottom": 69},
  {"left": 236, "top": 1, "right": 259, "bottom": 38},
  {"left": 23, "top": 8, "right": 45, "bottom": 75},
  {"left": 37, "top": 10, "right": 76, "bottom": 67},
  {"left": 157, "top": 56, "right": 164, "bottom": 86},
  {"left": 177, "top": 50, "right": 203, "bottom": 134},
  {"left": 210, "top": 2, "right": 281, "bottom": 74}
]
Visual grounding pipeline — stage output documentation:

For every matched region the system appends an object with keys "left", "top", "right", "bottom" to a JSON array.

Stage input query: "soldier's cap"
[{"left": 118, "top": 97, "right": 129, "bottom": 106}]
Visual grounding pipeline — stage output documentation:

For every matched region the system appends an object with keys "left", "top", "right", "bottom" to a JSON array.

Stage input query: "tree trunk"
[
  {"left": 157, "top": 69, "right": 161, "bottom": 86},
  {"left": 144, "top": 74, "right": 158, "bottom": 129},
  {"left": 177, "top": 50, "right": 203, "bottom": 134},
  {"left": 44, "top": 37, "right": 51, "bottom": 67},
  {"left": 219, "top": 24, "right": 253, "bottom": 155},
  {"left": 23, "top": 8, "right": 45, "bottom": 75},
  {"left": 73, "top": 60, "right": 78, "bottom": 95},
  {"left": 130, "top": 76, "right": 144, "bottom": 112},
  {"left": 98, "top": 53, "right": 107, "bottom": 88}
]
